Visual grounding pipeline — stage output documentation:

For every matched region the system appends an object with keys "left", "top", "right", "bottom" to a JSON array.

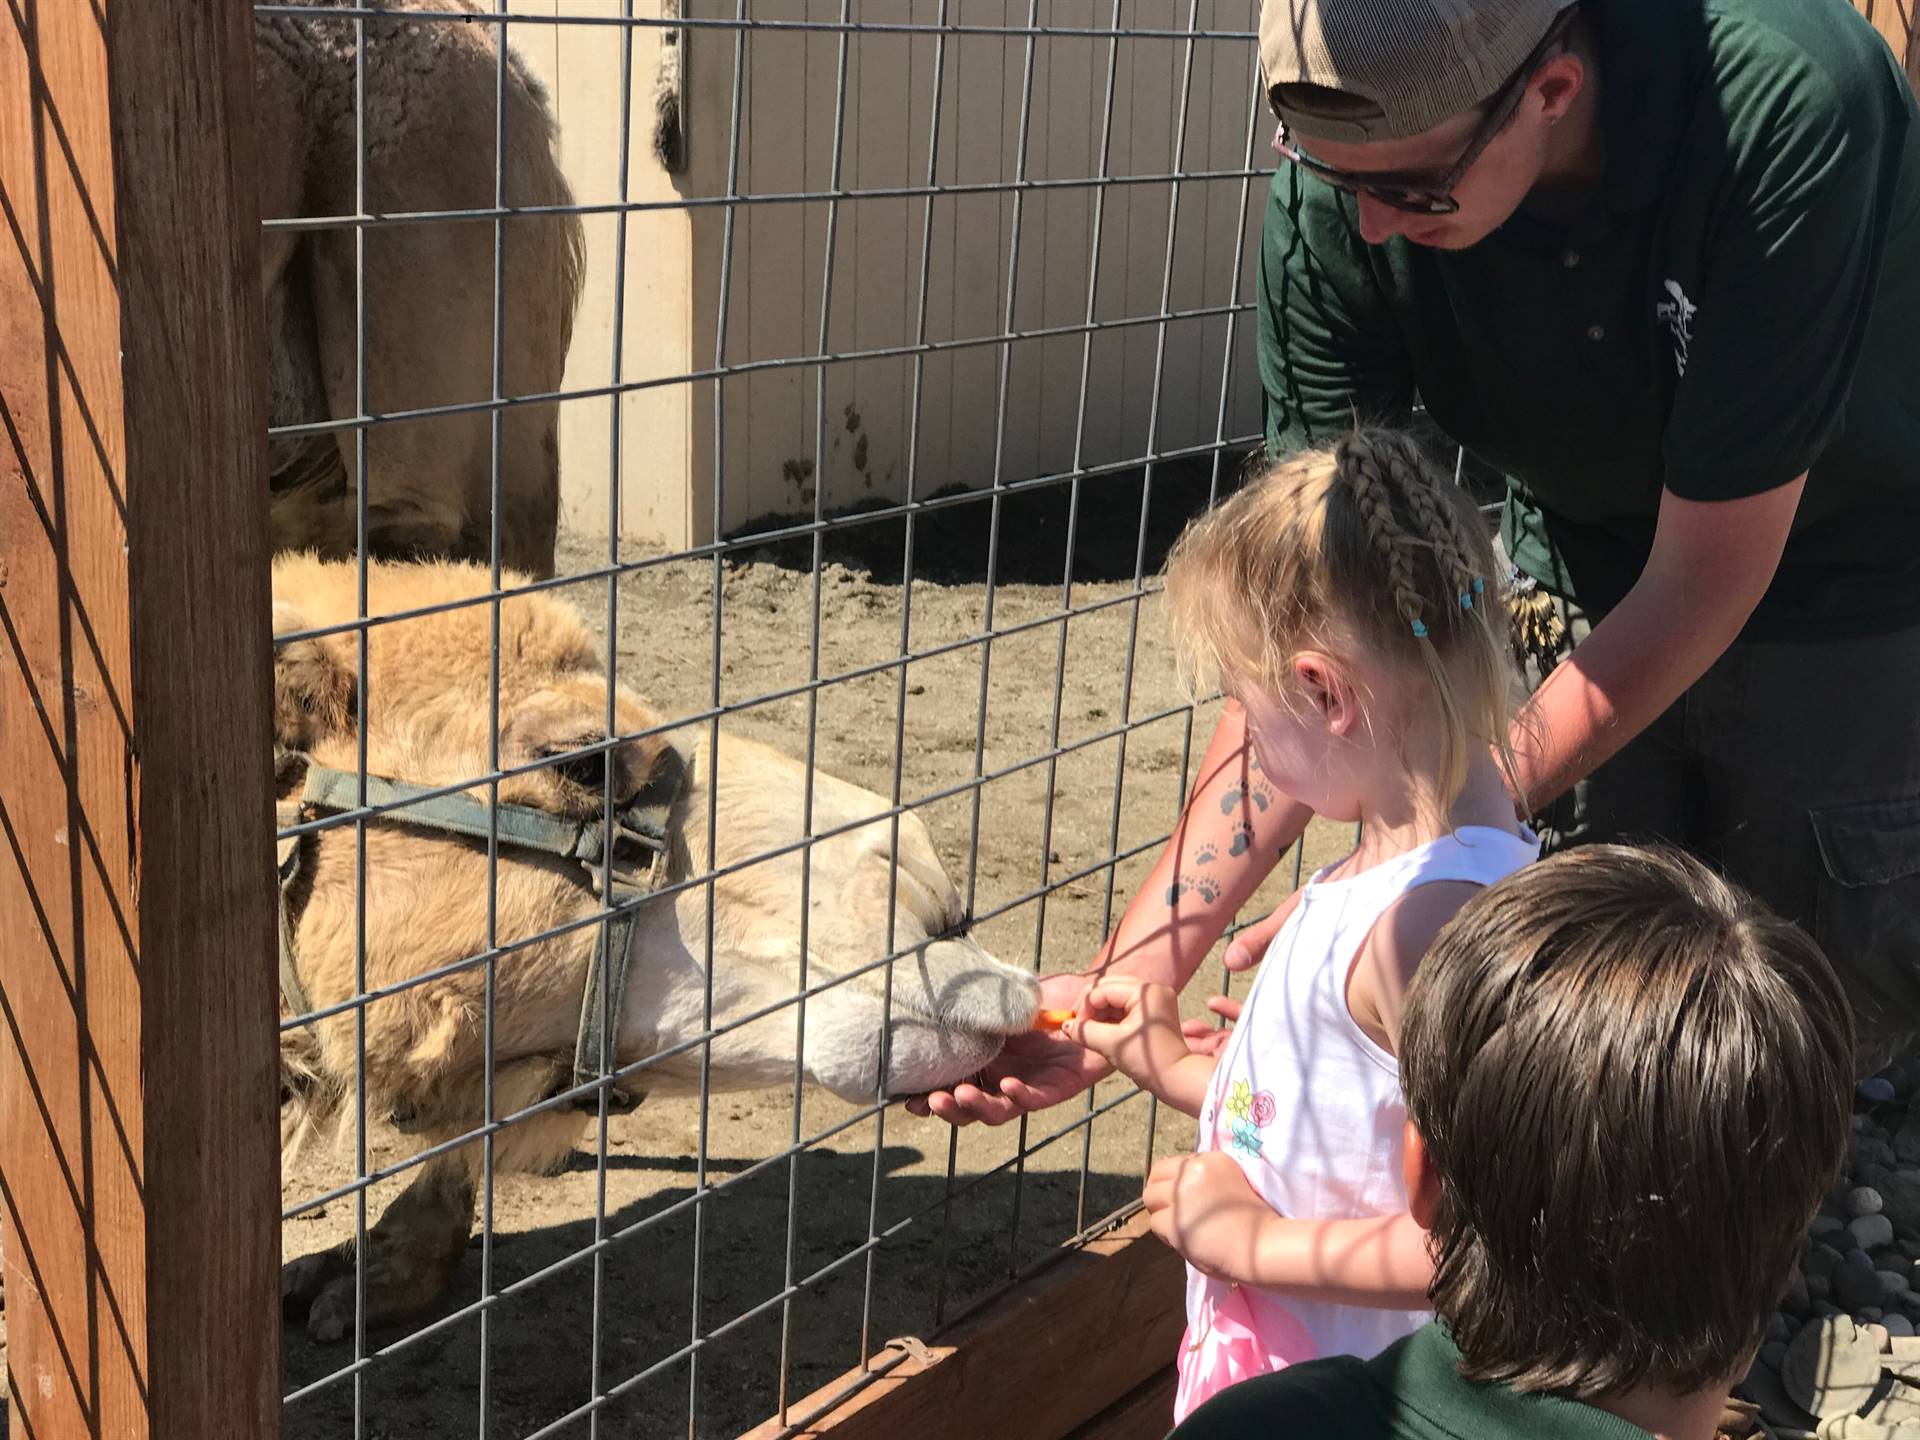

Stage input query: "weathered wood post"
[{"left": 0, "top": 0, "right": 281, "bottom": 1435}]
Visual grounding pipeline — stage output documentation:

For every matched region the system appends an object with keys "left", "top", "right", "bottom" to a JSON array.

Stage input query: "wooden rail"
[
  {"left": 0, "top": 0, "right": 281, "bottom": 1435},
  {"left": 739, "top": 1211, "right": 1186, "bottom": 1440}
]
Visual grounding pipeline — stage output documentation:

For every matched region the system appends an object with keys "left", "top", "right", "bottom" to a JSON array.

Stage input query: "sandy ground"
[{"left": 262, "top": 514, "right": 1358, "bottom": 1440}]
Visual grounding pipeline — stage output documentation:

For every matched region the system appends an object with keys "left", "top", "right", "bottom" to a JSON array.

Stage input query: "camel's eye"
[{"left": 543, "top": 741, "right": 608, "bottom": 793}]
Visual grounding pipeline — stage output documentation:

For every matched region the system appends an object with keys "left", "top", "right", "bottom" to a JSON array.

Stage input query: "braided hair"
[{"left": 1163, "top": 426, "right": 1525, "bottom": 817}]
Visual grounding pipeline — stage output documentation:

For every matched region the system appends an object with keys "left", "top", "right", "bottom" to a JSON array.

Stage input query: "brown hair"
[
  {"left": 1163, "top": 427, "right": 1519, "bottom": 813},
  {"left": 1400, "top": 845, "right": 1854, "bottom": 1400}
]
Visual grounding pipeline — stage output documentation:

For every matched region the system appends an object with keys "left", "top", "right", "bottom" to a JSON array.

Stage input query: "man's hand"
[
  {"left": 1142, "top": 1151, "right": 1276, "bottom": 1283},
  {"left": 1222, "top": 892, "right": 1298, "bottom": 973},
  {"left": 903, "top": 972, "right": 1106, "bottom": 1127},
  {"left": 1180, "top": 895, "right": 1293, "bottom": 1056},
  {"left": 1181, "top": 995, "right": 1242, "bottom": 1058}
]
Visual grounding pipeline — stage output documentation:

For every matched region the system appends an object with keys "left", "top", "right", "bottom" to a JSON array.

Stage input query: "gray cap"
[{"left": 1259, "top": 0, "right": 1573, "bottom": 144}]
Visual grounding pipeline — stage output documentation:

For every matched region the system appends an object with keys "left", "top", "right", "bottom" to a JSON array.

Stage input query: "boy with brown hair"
[{"left": 1171, "top": 844, "right": 1855, "bottom": 1440}]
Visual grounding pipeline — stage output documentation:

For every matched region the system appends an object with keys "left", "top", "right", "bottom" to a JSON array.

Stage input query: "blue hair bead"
[
  {"left": 1459, "top": 591, "right": 1474, "bottom": 610},
  {"left": 1473, "top": 577, "right": 1486, "bottom": 595},
  {"left": 1410, "top": 618, "right": 1429, "bottom": 639}
]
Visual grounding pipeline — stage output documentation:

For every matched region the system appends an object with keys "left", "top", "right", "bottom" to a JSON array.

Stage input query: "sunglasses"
[{"left": 1273, "top": 7, "right": 1576, "bottom": 217}]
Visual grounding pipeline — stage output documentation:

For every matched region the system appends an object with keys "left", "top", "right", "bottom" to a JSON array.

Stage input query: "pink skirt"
[{"left": 1172, "top": 1282, "right": 1319, "bottom": 1423}]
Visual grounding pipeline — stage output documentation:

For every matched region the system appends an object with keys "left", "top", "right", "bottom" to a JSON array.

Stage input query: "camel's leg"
[
  {"left": 284, "top": 1056, "right": 582, "bottom": 1342},
  {"left": 282, "top": 1150, "right": 476, "bottom": 1343}
]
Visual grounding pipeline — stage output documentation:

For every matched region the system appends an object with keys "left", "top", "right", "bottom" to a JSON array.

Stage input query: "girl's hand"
[
  {"left": 1142, "top": 1151, "right": 1276, "bottom": 1282},
  {"left": 1063, "top": 977, "right": 1188, "bottom": 1090},
  {"left": 1181, "top": 995, "right": 1242, "bottom": 1058}
]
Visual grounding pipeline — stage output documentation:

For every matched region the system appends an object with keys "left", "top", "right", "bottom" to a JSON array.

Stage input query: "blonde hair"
[{"left": 1164, "top": 427, "right": 1521, "bottom": 814}]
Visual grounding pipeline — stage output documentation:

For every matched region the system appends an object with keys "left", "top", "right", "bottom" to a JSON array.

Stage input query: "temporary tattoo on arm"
[
  {"left": 1218, "top": 780, "right": 1277, "bottom": 817},
  {"left": 1167, "top": 873, "right": 1223, "bottom": 906}
]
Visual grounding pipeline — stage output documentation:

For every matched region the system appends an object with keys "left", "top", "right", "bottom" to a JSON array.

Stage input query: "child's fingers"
[
  {"left": 1205, "top": 995, "right": 1243, "bottom": 1022},
  {"left": 1079, "top": 979, "right": 1149, "bottom": 1020},
  {"left": 1067, "top": 1014, "right": 1127, "bottom": 1060}
]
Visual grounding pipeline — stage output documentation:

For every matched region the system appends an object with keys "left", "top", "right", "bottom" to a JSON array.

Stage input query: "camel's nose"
[{"left": 898, "top": 937, "right": 1039, "bottom": 1035}]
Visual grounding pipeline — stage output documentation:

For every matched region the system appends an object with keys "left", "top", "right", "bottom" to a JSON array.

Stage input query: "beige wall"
[{"left": 518, "top": 2, "right": 1267, "bottom": 550}]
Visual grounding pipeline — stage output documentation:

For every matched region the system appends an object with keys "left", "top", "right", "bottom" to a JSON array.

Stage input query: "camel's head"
[
  {"left": 271, "top": 558, "right": 674, "bottom": 827},
  {"left": 269, "top": 556, "right": 679, "bottom": 1080}
]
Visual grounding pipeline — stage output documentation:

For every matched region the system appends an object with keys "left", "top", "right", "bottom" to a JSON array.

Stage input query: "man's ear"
[
  {"left": 272, "top": 602, "right": 356, "bottom": 753},
  {"left": 1531, "top": 51, "right": 1586, "bottom": 126},
  {"left": 1403, "top": 1119, "right": 1442, "bottom": 1230}
]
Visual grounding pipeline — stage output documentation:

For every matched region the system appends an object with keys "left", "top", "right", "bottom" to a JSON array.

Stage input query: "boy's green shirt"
[
  {"left": 1170, "top": 1322, "right": 1656, "bottom": 1440},
  {"left": 1257, "top": 0, "right": 1920, "bottom": 639}
]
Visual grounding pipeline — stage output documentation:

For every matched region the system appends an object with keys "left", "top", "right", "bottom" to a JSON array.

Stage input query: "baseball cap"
[{"left": 1259, "top": 0, "right": 1575, "bottom": 144}]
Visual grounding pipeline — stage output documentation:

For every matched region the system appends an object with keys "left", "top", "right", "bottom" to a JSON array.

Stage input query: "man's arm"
[
  {"left": 908, "top": 703, "right": 1311, "bottom": 1125},
  {"left": 1509, "top": 480, "right": 1803, "bottom": 813},
  {"left": 1085, "top": 701, "right": 1313, "bottom": 989}
]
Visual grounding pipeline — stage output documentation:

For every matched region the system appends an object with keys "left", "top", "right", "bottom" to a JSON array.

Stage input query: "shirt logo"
[{"left": 1656, "top": 279, "right": 1697, "bottom": 377}]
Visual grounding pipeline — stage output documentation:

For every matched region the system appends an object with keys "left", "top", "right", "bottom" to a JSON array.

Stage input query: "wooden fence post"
[
  {"left": 1852, "top": 0, "right": 1920, "bottom": 91},
  {"left": 0, "top": 0, "right": 281, "bottom": 1436}
]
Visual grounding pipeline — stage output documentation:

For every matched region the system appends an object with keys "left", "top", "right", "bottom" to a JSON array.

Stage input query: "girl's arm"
[
  {"left": 1067, "top": 978, "right": 1218, "bottom": 1116},
  {"left": 1144, "top": 1152, "right": 1432, "bottom": 1308}
]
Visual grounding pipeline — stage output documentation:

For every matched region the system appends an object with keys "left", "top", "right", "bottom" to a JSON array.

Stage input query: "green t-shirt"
[
  {"left": 1169, "top": 1322, "right": 1656, "bottom": 1440},
  {"left": 1257, "top": 0, "right": 1920, "bottom": 639}
]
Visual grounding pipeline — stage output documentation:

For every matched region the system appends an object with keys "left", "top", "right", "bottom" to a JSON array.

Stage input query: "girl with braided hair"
[{"left": 1062, "top": 428, "right": 1538, "bottom": 1419}]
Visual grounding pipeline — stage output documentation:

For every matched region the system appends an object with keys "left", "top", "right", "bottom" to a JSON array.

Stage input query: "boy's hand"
[
  {"left": 1181, "top": 995, "right": 1242, "bottom": 1058},
  {"left": 1064, "top": 977, "right": 1188, "bottom": 1090},
  {"left": 1142, "top": 1151, "right": 1274, "bottom": 1282}
]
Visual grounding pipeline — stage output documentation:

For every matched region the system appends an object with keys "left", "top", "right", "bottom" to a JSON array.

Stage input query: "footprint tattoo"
[
  {"left": 1228, "top": 825, "right": 1254, "bottom": 858},
  {"left": 1194, "top": 842, "right": 1218, "bottom": 866},
  {"left": 1167, "top": 874, "right": 1223, "bottom": 906},
  {"left": 1220, "top": 782, "right": 1276, "bottom": 816}
]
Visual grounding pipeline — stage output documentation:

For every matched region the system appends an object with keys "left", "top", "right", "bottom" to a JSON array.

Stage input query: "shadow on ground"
[
  {"left": 726, "top": 455, "right": 1257, "bottom": 586},
  {"left": 281, "top": 1144, "right": 1145, "bottom": 1440}
]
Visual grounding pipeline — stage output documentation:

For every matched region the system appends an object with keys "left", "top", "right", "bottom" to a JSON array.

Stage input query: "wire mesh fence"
[{"left": 258, "top": 3, "right": 1320, "bottom": 1437}]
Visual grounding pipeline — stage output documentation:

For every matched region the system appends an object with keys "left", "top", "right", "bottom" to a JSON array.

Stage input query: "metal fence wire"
[{"left": 263, "top": 3, "right": 1296, "bottom": 1436}]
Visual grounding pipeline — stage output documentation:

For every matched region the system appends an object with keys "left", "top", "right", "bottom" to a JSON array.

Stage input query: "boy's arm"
[{"left": 1145, "top": 1152, "right": 1432, "bottom": 1309}]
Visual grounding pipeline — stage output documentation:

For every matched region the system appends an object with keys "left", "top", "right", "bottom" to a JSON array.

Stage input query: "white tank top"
[{"left": 1179, "top": 825, "right": 1539, "bottom": 1408}]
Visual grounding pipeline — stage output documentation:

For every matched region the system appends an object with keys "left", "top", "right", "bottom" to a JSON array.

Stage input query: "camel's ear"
[{"left": 272, "top": 601, "right": 356, "bottom": 752}]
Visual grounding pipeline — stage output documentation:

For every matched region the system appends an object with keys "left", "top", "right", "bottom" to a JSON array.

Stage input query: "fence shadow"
[{"left": 281, "top": 1142, "right": 1148, "bottom": 1440}]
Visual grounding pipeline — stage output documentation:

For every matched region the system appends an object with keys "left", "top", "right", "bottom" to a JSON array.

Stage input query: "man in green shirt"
[
  {"left": 911, "top": 0, "right": 1920, "bottom": 1128},
  {"left": 1252, "top": 0, "right": 1920, "bottom": 1043},
  {"left": 1172, "top": 846, "right": 1851, "bottom": 1440}
]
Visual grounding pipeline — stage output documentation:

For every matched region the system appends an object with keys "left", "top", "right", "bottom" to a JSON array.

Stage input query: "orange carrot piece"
[{"left": 1034, "top": 1008, "right": 1076, "bottom": 1031}]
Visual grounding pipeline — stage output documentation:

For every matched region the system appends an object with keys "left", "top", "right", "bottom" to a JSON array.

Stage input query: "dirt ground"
[{"left": 262, "top": 488, "right": 1359, "bottom": 1440}]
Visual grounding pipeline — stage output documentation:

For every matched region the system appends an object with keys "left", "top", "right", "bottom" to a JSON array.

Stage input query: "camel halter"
[{"left": 275, "top": 745, "right": 687, "bottom": 1115}]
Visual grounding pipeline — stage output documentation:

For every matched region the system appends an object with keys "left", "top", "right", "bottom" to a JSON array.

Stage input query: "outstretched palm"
[{"left": 904, "top": 972, "right": 1105, "bottom": 1126}]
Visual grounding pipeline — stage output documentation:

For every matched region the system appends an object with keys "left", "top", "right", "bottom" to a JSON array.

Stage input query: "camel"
[
  {"left": 272, "top": 555, "right": 1040, "bottom": 1340},
  {"left": 253, "top": 1, "right": 584, "bottom": 578}
]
